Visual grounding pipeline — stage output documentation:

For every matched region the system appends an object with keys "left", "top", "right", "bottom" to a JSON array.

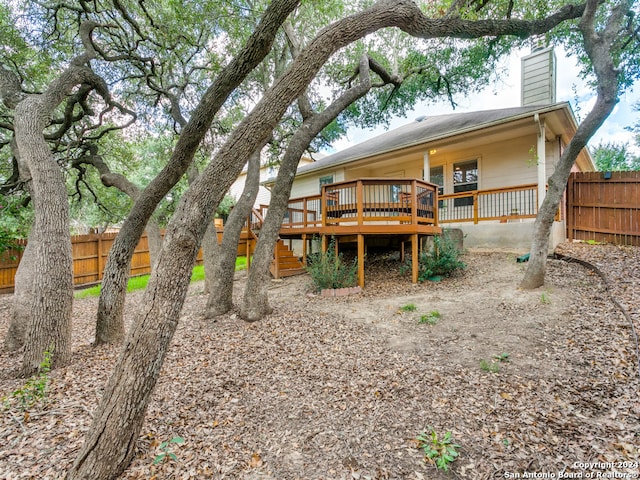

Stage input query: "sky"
[{"left": 329, "top": 47, "right": 640, "bottom": 156}]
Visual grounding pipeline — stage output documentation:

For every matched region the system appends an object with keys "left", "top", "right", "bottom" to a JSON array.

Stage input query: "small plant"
[
  {"left": 480, "top": 359, "right": 500, "bottom": 373},
  {"left": 540, "top": 291, "right": 551, "bottom": 304},
  {"left": 416, "top": 235, "right": 466, "bottom": 282},
  {"left": 416, "top": 427, "right": 460, "bottom": 472},
  {"left": 400, "top": 303, "right": 417, "bottom": 312},
  {"left": 153, "top": 436, "right": 185, "bottom": 465},
  {"left": 419, "top": 310, "right": 441, "bottom": 325},
  {"left": 493, "top": 352, "right": 510, "bottom": 362},
  {"left": 10, "top": 350, "right": 52, "bottom": 410},
  {"left": 305, "top": 237, "right": 358, "bottom": 292}
]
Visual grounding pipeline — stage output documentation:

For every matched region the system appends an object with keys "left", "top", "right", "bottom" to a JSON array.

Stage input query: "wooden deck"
[
  {"left": 247, "top": 180, "right": 550, "bottom": 287},
  {"left": 260, "top": 178, "right": 442, "bottom": 286}
]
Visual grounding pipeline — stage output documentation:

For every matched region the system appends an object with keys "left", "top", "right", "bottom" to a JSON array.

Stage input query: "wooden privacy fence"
[
  {"left": 0, "top": 230, "right": 207, "bottom": 294},
  {"left": 567, "top": 171, "right": 640, "bottom": 246}
]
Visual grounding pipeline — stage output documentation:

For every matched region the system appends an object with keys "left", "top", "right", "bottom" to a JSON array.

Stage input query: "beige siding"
[
  {"left": 429, "top": 135, "right": 538, "bottom": 193},
  {"left": 521, "top": 48, "right": 556, "bottom": 106},
  {"left": 290, "top": 168, "right": 346, "bottom": 198},
  {"left": 290, "top": 175, "right": 322, "bottom": 198},
  {"left": 228, "top": 165, "right": 275, "bottom": 207},
  {"left": 545, "top": 139, "right": 561, "bottom": 178},
  {"left": 289, "top": 126, "right": 567, "bottom": 198}
]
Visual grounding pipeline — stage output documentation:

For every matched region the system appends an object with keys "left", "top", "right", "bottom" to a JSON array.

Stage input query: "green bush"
[
  {"left": 416, "top": 427, "right": 460, "bottom": 472},
  {"left": 417, "top": 235, "right": 465, "bottom": 282},
  {"left": 306, "top": 238, "right": 357, "bottom": 292}
]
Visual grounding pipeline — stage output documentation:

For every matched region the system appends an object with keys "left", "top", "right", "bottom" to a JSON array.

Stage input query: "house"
[
  {"left": 260, "top": 47, "right": 594, "bottom": 286},
  {"left": 229, "top": 155, "right": 316, "bottom": 208}
]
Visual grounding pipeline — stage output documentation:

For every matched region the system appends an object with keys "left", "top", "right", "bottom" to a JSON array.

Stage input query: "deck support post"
[
  {"left": 272, "top": 240, "right": 279, "bottom": 278},
  {"left": 357, "top": 234, "right": 365, "bottom": 288},
  {"left": 302, "top": 234, "right": 307, "bottom": 265},
  {"left": 400, "top": 241, "right": 405, "bottom": 263},
  {"left": 246, "top": 235, "right": 251, "bottom": 269},
  {"left": 321, "top": 234, "right": 328, "bottom": 253},
  {"left": 411, "top": 233, "right": 419, "bottom": 284}
]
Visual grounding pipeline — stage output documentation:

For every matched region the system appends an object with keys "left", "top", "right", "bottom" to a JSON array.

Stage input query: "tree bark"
[
  {"left": 3, "top": 137, "right": 33, "bottom": 353},
  {"left": 68, "top": 3, "right": 588, "bottom": 478},
  {"left": 241, "top": 54, "right": 375, "bottom": 321},
  {"left": 202, "top": 221, "right": 219, "bottom": 295},
  {"left": 9, "top": 22, "right": 110, "bottom": 374},
  {"left": 520, "top": 0, "right": 625, "bottom": 289},
  {"left": 145, "top": 218, "right": 163, "bottom": 270},
  {"left": 206, "top": 148, "right": 262, "bottom": 317},
  {"left": 16, "top": 95, "right": 74, "bottom": 374},
  {"left": 94, "top": 0, "right": 301, "bottom": 345},
  {"left": 5, "top": 231, "right": 35, "bottom": 352}
]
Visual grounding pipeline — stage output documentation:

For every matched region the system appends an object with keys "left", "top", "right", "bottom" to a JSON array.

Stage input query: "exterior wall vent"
[{"left": 521, "top": 47, "right": 556, "bottom": 106}]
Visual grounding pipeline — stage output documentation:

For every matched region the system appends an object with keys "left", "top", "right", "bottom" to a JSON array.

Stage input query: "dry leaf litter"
[{"left": 0, "top": 242, "right": 639, "bottom": 480}]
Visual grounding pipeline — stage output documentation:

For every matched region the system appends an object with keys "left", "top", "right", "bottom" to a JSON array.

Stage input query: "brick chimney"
[{"left": 521, "top": 46, "right": 556, "bottom": 106}]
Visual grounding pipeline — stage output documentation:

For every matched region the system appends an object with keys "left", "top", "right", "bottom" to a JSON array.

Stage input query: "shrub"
[
  {"left": 480, "top": 359, "right": 500, "bottom": 373},
  {"left": 3, "top": 350, "right": 52, "bottom": 411},
  {"left": 306, "top": 238, "right": 357, "bottom": 292},
  {"left": 400, "top": 303, "right": 417, "bottom": 312},
  {"left": 417, "top": 235, "right": 465, "bottom": 282},
  {"left": 419, "top": 310, "right": 441, "bottom": 325},
  {"left": 416, "top": 427, "right": 460, "bottom": 472}
]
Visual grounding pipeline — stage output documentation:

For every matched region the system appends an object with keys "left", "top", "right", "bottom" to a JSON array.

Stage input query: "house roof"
[{"left": 277, "top": 102, "right": 588, "bottom": 181}]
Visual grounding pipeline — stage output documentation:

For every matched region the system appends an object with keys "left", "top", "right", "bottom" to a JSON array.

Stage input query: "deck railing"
[
  {"left": 274, "top": 181, "right": 548, "bottom": 234},
  {"left": 278, "top": 178, "right": 438, "bottom": 232},
  {"left": 439, "top": 183, "right": 538, "bottom": 224}
]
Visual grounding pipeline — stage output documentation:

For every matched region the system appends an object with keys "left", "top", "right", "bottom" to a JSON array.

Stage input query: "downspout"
[{"left": 534, "top": 113, "right": 546, "bottom": 209}]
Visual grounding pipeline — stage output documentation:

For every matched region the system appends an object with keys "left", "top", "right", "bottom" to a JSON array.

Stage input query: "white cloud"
[{"left": 329, "top": 47, "right": 639, "bottom": 155}]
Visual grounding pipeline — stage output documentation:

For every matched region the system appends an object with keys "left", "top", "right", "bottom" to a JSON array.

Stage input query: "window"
[
  {"left": 319, "top": 175, "right": 334, "bottom": 189},
  {"left": 453, "top": 160, "right": 477, "bottom": 207},
  {"left": 320, "top": 175, "right": 335, "bottom": 207},
  {"left": 429, "top": 166, "right": 444, "bottom": 196}
]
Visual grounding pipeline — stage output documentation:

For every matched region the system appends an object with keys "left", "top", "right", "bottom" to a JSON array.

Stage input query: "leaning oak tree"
[
  {"left": 240, "top": 53, "right": 391, "bottom": 321},
  {"left": 521, "top": 0, "right": 640, "bottom": 289},
  {"left": 66, "top": 2, "right": 588, "bottom": 478},
  {"left": 0, "top": 21, "right": 131, "bottom": 374},
  {"left": 94, "top": 0, "right": 301, "bottom": 345}
]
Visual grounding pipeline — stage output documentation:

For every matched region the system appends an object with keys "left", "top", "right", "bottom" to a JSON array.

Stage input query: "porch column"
[
  {"left": 423, "top": 151, "right": 430, "bottom": 181},
  {"left": 536, "top": 115, "right": 547, "bottom": 208}
]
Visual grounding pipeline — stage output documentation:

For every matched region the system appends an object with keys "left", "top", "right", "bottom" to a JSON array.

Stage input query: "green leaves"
[
  {"left": 306, "top": 237, "right": 358, "bottom": 292},
  {"left": 416, "top": 427, "right": 461, "bottom": 472},
  {"left": 0, "top": 194, "right": 32, "bottom": 254},
  {"left": 592, "top": 141, "right": 640, "bottom": 172},
  {"left": 153, "top": 436, "right": 185, "bottom": 465}
]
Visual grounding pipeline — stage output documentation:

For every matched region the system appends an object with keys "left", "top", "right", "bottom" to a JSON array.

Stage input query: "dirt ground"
[{"left": 0, "top": 243, "right": 639, "bottom": 479}]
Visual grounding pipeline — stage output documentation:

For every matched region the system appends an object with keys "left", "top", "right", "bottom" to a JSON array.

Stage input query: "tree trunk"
[
  {"left": 94, "top": 0, "right": 300, "bottom": 345},
  {"left": 69, "top": 4, "right": 588, "bottom": 477},
  {"left": 242, "top": 55, "right": 374, "bottom": 321},
  {"left": 146, "top": 218, "right": 163, "bottom": 270},
  {"left": 520, "top": 0, "right": 624, "bottom": 289},
  {"left": 4, "top": 137, "right": 34, "bottom": 353},
  {"left": 4, "top": 232, "right": 36, "bottom": 352},
  {"left": 1, "top": 22, "right": 107, "bottom": 372},
  {"left": 15, "top": 96, "right": 74, "bottom": 374},
  {"left": 206, "top": 148, "right": 262, "bottom": 318},
  {"left": 202, "top": 221, "right": 219, "bottom": 295}
]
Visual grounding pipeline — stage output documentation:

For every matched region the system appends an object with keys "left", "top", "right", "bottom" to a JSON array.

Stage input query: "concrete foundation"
[{"left": 447, "top": 220, "right": 566, "bottom": 252}]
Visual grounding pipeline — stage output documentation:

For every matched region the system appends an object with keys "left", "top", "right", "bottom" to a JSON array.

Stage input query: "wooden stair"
[{"left": 270, "top": 240, "right": 306, "bottom": 278}]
